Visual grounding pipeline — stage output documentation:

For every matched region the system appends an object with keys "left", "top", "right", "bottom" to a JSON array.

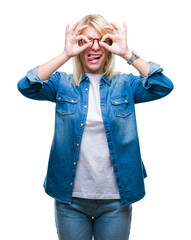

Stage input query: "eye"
[
  {"left": 104, "top": 38, "right": 112, "bottom": 46},
  {"left": 88, "top": 38, "right": 93, "bottom": 43},
  {"left": 78, "top": 39, "right": 86, "bottom": 46}
]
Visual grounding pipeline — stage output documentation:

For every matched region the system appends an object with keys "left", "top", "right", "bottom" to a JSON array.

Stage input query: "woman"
[{"left": 17, "top": 14, "right": 173, "bottom": 240}]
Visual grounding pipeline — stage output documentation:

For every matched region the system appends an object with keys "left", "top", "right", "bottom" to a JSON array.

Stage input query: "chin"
[{"left": 85, "top": 64, "right": 104, "bottom": 74}]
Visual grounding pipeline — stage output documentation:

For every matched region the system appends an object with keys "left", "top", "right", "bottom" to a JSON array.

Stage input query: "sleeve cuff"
[
  {"left": 140, "top": 61, "right": 163, "bottom": 89},
  {"left": 27, "top": 66, "right": 48, "bottom": 85}
]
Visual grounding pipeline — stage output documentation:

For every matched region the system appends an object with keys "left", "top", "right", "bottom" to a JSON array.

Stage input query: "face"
[{"left": 79, "top": 26, "right": 109, "bottom": 74}]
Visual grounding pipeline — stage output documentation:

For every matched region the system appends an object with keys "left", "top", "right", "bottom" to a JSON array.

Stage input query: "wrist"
[
  {"left": 62, "top": 50, "right": 72, "bottom": 62},
  {"left": 121, "top": 50, "right": 132, "bottom": 61}
]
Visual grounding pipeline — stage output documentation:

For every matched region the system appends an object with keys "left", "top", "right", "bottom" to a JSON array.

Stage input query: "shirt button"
[
  {"left": 106, "top": 127, "right": 109, "bottom": 130},
  {"left": 125, "top": 99, "right": 128, "bottom": 102},
  {"left": 119, "top": 185, "right": 122, "bottom": 188},
  {"left": 71, "top": 100, "right": 74, "bottom": 103},
  {"left": 115, "top": 166, "right": 117, "bottom": 169},
  {"left": 70, "top": 182, "right": 73, "bottom": 185},
  {"left": 85, "top": 88, "right": 88, "bottom": 91},
  {"left": 58, "top": 97, "right": 61, "bottom": 100},
  {"left": 101, "top": 91, "right": 104, "bottom": 94},
  {"left": 77, "top": 143, "right": 79, "bottom": 147},
  {"left": 74, "top": 162, "right": 76, "bottom": 165},
  {"left": 102, "top": 108, "right": 105, "bottom": 111},
  {"left": 115, "top": 101, "right": 118, "bottom": 104},
  {"left": 81, "top": 123, "right": 84, "bottom": 126},
  {"left": 84, "top": 105, "right": 87, "bottom": 108},
  {"left": 110, "top": 146, "right": 113, "bottom": 149}
]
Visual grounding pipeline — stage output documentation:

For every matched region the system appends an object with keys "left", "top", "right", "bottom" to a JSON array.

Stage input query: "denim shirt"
[{"left": 17, "top": 62, "right": 173, "bottom": 207}]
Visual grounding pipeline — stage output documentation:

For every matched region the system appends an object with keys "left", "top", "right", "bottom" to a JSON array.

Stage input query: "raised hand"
[
  {"left": 63, "top": 22, "right": 92, "bottom": 58},
  {"left": 99, "top": 22, "right": 130, "bottom": 58}
]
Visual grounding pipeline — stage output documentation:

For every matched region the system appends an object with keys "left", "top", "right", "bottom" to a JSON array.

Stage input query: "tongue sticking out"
[
  {"left": 88, "top": 55, "right": 101, "bottom": 61},
  {"left": 88, "top": 56, "right": 95, "bottom": 61}
]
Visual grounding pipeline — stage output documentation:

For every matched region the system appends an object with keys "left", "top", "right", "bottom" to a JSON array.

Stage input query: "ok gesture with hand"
[
  {"left": 99, "top": 22, "right": 131, "bottom": 59},
  {"left": 64, "top": 22, "right": 92, "bottom": 58}
]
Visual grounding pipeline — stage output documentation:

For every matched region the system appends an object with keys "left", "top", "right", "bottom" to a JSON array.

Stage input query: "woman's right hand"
[
  {"left": 63, "top": 22, "right": 91, "bottom": 59},
  {"left": 37, "top": 22, "right": 91, "bottom": 81}
]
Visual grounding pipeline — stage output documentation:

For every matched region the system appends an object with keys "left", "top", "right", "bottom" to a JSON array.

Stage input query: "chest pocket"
[
  {"left": 110, "top": 96, "right": 131, "bottom": 118},
  {"left": 56, "top": 93, "right": 79, "bottom": 115}
]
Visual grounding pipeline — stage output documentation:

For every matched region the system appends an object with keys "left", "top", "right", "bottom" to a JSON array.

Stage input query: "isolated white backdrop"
[{"left": 1, "top": 0, "right": 191, "bottom": 239}]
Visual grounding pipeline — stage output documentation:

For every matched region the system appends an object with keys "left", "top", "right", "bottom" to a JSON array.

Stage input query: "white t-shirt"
[{"left": 72, "top": 73, "right": 120, "bottom": 199}]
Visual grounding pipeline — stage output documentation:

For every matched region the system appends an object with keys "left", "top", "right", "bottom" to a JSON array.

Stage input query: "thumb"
[
  {"left": 80, "top": 42, "right": 92, "bottom": 51},
  {"left": 99, "top": 41, "right": 111, "bottom": 51}
]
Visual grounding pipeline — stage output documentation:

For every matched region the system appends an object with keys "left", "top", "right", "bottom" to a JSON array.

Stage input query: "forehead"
[{"left": 81, "top": 25, "right": 101, "bottom": 37}]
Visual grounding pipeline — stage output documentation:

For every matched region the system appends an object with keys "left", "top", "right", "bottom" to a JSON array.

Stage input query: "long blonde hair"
[{"left": 72, "top": 14, "right": 117, "bottom": 86}]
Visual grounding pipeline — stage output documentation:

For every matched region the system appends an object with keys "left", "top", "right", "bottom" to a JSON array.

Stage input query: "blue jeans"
[{"left": 55, "top": 197, "right": 132, "bottom": 240}]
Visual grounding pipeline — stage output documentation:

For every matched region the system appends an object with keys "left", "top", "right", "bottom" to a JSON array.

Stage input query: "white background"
[{"left": 1, "top": 0, "right": 191, "bottom": 239}]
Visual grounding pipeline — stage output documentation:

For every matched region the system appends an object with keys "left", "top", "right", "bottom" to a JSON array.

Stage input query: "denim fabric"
[
  {"left": 17, "top": 62, "right": 173, "bottom": 207},
  {"left": 55, "top": 197, "right": 132, "bottom": 240}
]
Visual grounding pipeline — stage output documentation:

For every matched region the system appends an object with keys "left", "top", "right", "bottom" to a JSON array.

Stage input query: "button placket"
[
  {"left": 99, "top": 81, "right": 125, "bottom": 202},
  {"left": 66, "top": 80, "right": 91, "bottom": 204}
]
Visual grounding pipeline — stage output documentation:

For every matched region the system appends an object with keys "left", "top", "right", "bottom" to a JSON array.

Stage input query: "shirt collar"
[{"left": 81, "top": 73, "right": 111, "bottom": 86}]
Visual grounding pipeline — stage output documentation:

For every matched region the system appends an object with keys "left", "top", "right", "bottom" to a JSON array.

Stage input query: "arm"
[
  {"left": 100, "top": 22, "right": 154, "bottom": 77},
  {"left": 122, "top": 50, "right": 150, "bottom": 77},
  {"left": 37, "top": 52, "right": 70, "bottom": 81},
  {"left": 128, "top": 62, "right": 173, "bottom": 103},
  {"left": 100, "top": 22, "right": 173, "bottom": 102},
  {"left": 17, "top": 22, "right": 92, "bottom": 101},
  {"left": 38, "top": 22, "right": 91, "bottom": 81}
]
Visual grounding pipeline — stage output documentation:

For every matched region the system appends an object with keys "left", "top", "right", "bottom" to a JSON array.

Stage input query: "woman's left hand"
[{"left": 99, "top": 22, "right": 130, "bottom": 58}]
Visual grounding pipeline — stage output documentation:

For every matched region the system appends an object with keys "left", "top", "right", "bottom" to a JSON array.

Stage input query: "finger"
[
  {"left": 123, "top": 22, "right": 127, "bottom": 35},
  {"left": 80, "top": 42, "right": 92, "bottom": 51},
  {"left": 65, "top": 24, "right": 69, "bottom": 36},
  {"left": 123, "top": 22, "right": 128, "bottom": 43},
  {"left": 110, "top": 22, "right": 119, "bottom": 29},
  {"left": 76, "top": 25, "right": 88, "bottom": 35},
  {"left": 110, "top": 22, "right": 121, "bottom": 32},
  {"left": 76, "top": 35, "right": 90, "bottom": 43},
  {"left": 71, "top": 21, "right": 80, "bottom": 31},
  {"left": 101, "top": 33, "right": 114, "bottom": 42},
  {"left": 103, "top": 25, "right": 114, "bottom": 31},
  {"left": 99, "top": 41, "right": 112, "bottom": 51}
]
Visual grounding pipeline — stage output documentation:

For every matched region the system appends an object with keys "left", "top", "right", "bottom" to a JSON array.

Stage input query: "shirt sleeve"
[
  {"left": 129, "top": 61, "right": 174, "bottom": 104},
  {"left": 17, "top": 66, "right": 62, "bottom": 102}
]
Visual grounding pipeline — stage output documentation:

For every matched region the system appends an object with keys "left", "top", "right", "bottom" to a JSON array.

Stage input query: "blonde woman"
[{"left": 17, "top": 14, "right": 173, "bottom": 240}]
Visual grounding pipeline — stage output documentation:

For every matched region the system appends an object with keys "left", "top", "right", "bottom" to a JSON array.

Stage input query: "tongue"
[{"left": 88, "top": 56, "right": 95, "bottom": 61}]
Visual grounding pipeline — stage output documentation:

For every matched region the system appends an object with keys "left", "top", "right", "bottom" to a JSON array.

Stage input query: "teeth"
[{"left": 89, "top": 55, "right": 101, "bottom": 59}]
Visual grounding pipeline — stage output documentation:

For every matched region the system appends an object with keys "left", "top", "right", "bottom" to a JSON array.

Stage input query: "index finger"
[
  {"left": 71, "top": 21, "right": 80, "bottom": 31},
  {"left": 110, "top": 22, "right": 121, "bottom": 32},
  {"left": 123, "top": 22, "right": 127, "bottom": 35},
  {"left": 76, "top": 25, "right": 89, "bottom": 35}
]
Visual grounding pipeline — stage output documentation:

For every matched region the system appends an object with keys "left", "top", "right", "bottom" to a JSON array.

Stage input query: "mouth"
[{"left": 87, "top": 54, "right": 102, "bottom": 61}]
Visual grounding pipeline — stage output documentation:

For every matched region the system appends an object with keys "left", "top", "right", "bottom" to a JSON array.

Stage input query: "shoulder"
[
  {"left": 55, "top": 71, "right": 80, "bottom": 97},
  {"left": 55, "top": 71, "right": 75, "bottom": 87}
]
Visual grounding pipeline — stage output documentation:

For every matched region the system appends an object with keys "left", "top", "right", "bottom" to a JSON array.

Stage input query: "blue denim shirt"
[{"left": 17, "top": 62, "right": 173, "bottom": 207}]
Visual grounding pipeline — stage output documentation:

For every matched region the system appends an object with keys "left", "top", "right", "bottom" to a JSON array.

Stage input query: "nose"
[{"left": 91, "top": 39, "right": 100, "bottom": 50}]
